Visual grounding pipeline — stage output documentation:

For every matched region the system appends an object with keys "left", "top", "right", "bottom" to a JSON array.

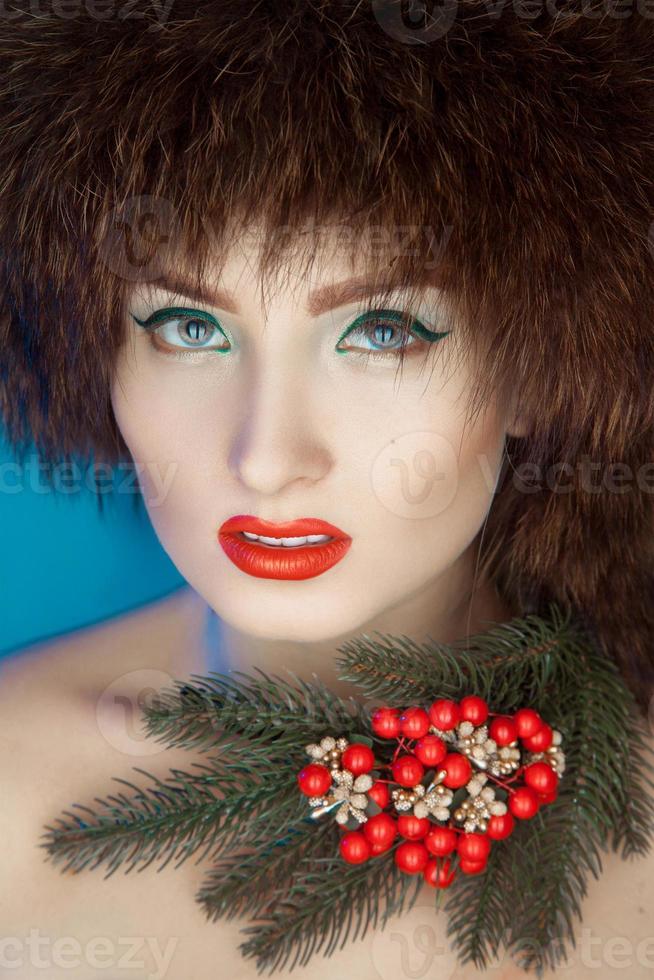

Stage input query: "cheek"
[
  {"left": 360, "top": 384, "right": 506, "bottom": 572},
  {"left": 109, "top": 352, "right": 230, "bottom": 522}
]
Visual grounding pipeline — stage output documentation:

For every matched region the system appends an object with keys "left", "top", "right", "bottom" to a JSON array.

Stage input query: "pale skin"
[{"left": 1, "top": 228, "right": 653, "bottom": 978}]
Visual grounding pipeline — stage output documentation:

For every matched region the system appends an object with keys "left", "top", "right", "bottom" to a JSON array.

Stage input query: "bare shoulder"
[{"left": 0, "top": 584, "right": 207, "bottom": 703}]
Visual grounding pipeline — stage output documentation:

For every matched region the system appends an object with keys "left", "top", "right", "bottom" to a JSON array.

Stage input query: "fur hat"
[{"left": 1, "top": 0, "right": 653, "bottom": 712}]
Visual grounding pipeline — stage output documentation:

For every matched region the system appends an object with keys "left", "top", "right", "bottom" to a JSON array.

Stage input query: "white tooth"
[{"left": 243, "top": 531, "right": 333, "bottom": 547}]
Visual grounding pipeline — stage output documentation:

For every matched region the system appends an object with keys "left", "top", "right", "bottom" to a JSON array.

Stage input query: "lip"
[{"left": 217, "top": 514, "right": 352, "bottom": 580}]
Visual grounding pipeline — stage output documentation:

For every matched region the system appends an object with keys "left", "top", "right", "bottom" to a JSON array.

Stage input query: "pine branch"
[
  {"left": 237, "top": 849, "right": 424, "bottom": 974},
  {"left": 501, "top": 650, "right": 632, "bottom": 973},
  {"left": 39, "top": 603, "right": 654, "bottom": 979},
  {"left": 609, "top": 708, "right": 654, "bottom": 858},
  {"left": 40, "top": 762, "right": 306, "bottom": 877},
  {"left": 141, "top": 668, "right": 370, "bottom": 754},
  {"left": 444, "top": 827, "right": 524, "bottom": 970},
  {"left": 198, "top": 816, "right": 336, "bottom": 922},
  {"left": 444, "top": 628, "right": 643, "bottom": 975},
  {"left": 334, "top": 604, "right": 585, "bottom": 709}
]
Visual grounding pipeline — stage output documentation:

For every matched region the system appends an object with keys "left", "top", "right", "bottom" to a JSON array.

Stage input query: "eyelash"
[
  {"left": 335, "top": 309, "right": 450, "bottom": 361},
  {"left": 130, "top": 306, "right": 451, "bottom": 361}
]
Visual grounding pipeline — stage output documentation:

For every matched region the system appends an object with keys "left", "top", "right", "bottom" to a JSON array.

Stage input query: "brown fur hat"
[{"left": 1, "top": 0, "right": 654, "bottom": 712}]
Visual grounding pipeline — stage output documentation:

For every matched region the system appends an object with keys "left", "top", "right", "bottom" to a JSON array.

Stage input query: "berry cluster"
[{"left": 296, "top": 695, "right": 563, "bottom": 889}]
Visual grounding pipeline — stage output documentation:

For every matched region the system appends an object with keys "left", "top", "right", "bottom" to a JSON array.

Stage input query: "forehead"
[{"left": 136, "top": 219, "right": 449, "bottom": 315}]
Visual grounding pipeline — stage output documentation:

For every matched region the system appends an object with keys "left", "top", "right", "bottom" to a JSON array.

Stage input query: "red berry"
[
  {"left": 509, "top": 786, "right": 540, "bottom": 819},
  {"left": 514, "top": 708, "right": 543, "bottom": 739},
  {"left": 522, "top": 723, "right": 553, "bottom": 752},
  {"left": 370, "top": 838, "right": 395, "bottom": 856},
  {"left": 363, "top": 813, "right": 397, "bottom": 848},
  {"left": 524, "top": 761, "right": 558, "bottom": 796},
  {"left": 539, "top": 786, "right": 558, "bottom": 805},
  {"left": 341, "top": 743, "right": 376, "bottom": 775},
  {"left": 459, "top": 857, "right": 487, "bottom": 875},
  {"left": 457, "top": 832, "right": 491, "bottom": 864},
  {"left": 399, "top": 706, "right": 431, "bottom": 739},
  {"left": 414, "top": 734, "right": 447, "bottom": 767},
  {"left": 459, "top": 695, "right": 489, "bottom": 725},
  {"left": 371, "top": 707, "right": 401, "bottom": 739},
  {"left": 489, "top": 715, "right": 518, "bottom": 746},
  {"left": 394, "top": 841, "right": 429, "bottom": 874},
  {"left": 368, "top": 780, "right": 390, "bottom": 810},
  {"left": 428, "top": 698, "right": 460, "bottom": 730},
  {"left": 397, "top": 814, "right": 430, "bottom": 840},
  {"left": 339, "top": 831, "right": 371, "bottom": 864},
  {"left": 440, "top": 752, "right": 472, "bottom": 788},
  {"left": 486, "top": 812, "right": 515, "bottom": 840},
  {"left": 424, "top": 857, "right": 456, "bottom": 888},
  {"left": 425, "top": 825, "right": 458, "bottom": 856},
  {"left": 297, "top": 763, "right": 332, "bottom": 797},
  {"left": 392, "top": 754, "right": 425, "bottom": 787}
]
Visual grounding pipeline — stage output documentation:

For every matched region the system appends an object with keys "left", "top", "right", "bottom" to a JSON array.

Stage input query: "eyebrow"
[{"left": 149, "top": 270, "right": 444, "bottom": 318}]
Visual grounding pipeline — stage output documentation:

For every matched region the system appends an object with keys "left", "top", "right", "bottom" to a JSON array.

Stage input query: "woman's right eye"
[{"left": 131, "top": 307, "right": 231, "bottom": 354}]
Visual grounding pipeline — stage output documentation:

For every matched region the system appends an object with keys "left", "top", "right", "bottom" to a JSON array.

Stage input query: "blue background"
[{"left": 0, "top": 433, "right": 185, "bottom": 655}]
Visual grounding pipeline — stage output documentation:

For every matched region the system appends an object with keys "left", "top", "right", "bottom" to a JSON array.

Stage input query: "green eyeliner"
[
  {"left": 335, "top": 308, "right": 451, "bottom": 353},
  {"left": 131, "top": 306, "right": 231, "bottom": 353},
  {"left": 131, "top": 306, "right": 221, "bottom": 329}
]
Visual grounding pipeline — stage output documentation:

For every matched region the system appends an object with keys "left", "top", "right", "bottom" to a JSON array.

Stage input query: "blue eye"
[
  {"left": 335, "top": 309, "right": 451, "bottom": 358},
  {"left": 131, "top": 307, "right": 230, "bottom": 354}
]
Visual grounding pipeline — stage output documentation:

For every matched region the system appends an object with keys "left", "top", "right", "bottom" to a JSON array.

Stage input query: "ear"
[{"left": 504, "top": 393, "right": 532, "bottom": 439}]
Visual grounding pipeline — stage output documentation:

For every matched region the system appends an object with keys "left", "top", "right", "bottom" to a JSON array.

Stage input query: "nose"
[{"left": 228, "top": 363, "right": 333, "bottom": 496}]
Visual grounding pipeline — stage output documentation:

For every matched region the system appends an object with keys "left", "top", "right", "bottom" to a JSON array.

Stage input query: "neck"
[{"left": 196, "top": 542, "right": 515, "bottom": 701}]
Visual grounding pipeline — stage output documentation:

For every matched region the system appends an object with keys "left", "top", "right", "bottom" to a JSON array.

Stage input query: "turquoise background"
[{"left": 0, "top": 434, "right": 185, "bottom": 655}]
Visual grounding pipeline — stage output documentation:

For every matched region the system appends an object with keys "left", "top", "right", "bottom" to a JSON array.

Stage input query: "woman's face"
[{"left": 111, "top": 229, "right": 520, "bottom": 642}]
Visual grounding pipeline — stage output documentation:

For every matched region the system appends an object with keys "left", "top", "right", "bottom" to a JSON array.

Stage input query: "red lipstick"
[{"left": 218, "top": 515, "right": 352, "bottom": 580}]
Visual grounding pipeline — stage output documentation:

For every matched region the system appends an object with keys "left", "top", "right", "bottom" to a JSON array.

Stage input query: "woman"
[{"left": 1, "top": 1, "right": 653, "bottom": 977}]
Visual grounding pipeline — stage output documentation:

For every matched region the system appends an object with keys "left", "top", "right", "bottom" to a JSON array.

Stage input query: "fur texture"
[{"left": 1, "top": 0, "right": 654, "bottom": 711}]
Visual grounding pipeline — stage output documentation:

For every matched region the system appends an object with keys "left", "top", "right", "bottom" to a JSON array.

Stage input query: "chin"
[{"left": 203, "top": 588, "right": 377, "bottom": 645}]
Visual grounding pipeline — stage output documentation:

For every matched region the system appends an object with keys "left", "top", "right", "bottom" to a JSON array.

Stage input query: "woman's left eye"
[
  {"left": 335, "top": 309, "right": 451, "bottom": 358},
  {"left": 131, "top": 307, "right": 230, "bottom": 354}
]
